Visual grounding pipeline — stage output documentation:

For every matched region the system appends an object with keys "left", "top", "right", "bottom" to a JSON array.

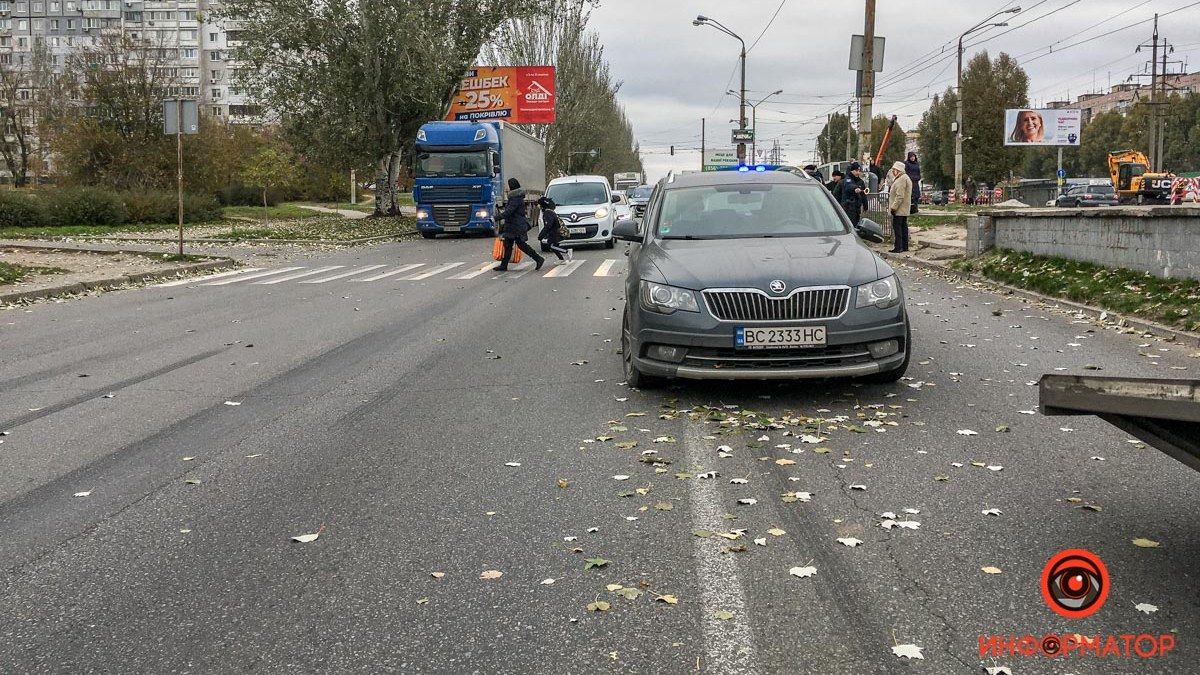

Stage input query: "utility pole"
[
  {"left": 1149, "top": 14, "right": 1159, "bottom": 172},
  {"left": 701, "top": 117, "right": 706, "bottom": 171},
  {"left": 1132, "top": 14, "right": 1182, "bottom": 173},
  {"left": 845, "top": 104, "right": 853, "bottom": 162},
  {"left": 857, "top": 0, "right": 876, "bottom": 165},
  {"left": 954, "top": 6, "right": 1022, "bottom": 199},
  {"left": 826, "top": 113, "right": 832, "bottom": 164}
]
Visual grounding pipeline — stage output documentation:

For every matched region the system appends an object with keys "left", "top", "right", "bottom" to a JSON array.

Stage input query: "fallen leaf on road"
[
  {"left": 73, "top": 490, "right": 92, "bottom": 498},
  {"left": 587, "top": 601, "right": 610, "bottom": 612},
  {"left": 223, "top": 401, "right": 242, "bottom": 406},
  {"left": 982, "top": 508, "right": 1003, "bottom": 516},
  {"left": 994, "top": 425, "right": 1009, "bottom": 433},
  {"left": 1135, "top": 602, "right": 1158, "bottom": 614},
  {"left": 291, "top": 533, "right": 320, "bottom": 543},
  {"left": 184, "top": 479, "right": 201, "bottom": 485},
  {"left": 182, "top": 456, "right": 195, "bottom": 461},
  {"left": 431, "top": 572, "right": 445, "bottom": 579},
  {"left": 541, "top": 578, "right": 555, "bottom": 585},
  {"left": 987, "top": 465, "right": 1004, "bottom": 472},
  {"left": 982, "top": 566, "right": 1003, "bottom": 574},
  {"left": 754, "top": 537, "right": 767, "bottom": 546},
  {"left": 737, "top": 498, "right": 758, "bottom": 505},
  {"left": 504, "top": 462, "right": 521, "bottom": 467},
  {"left": 557, "top": 478, "right": 570, "bottom": 489},
  {"left": 245, "top": 454, "right": 262, "bottom": 458},
  {"left": 729, "top": 478, "right": 748, "bottom": 484},
  {"left": 767, "top": 528, "right": 787, "bottom": 536},
  {"left": 606, "top": 583, "right": 623, "bottom": 591},
  {"left": 849, "top": 484, "right": 867, "bottom": 491},
  {"left": 655, "top": 594, "right": 679, "bottom": 604},
  {"left": 480, "top": 570, "right": 503, "bottom": 580},
  {"left": 837, "top": 537, "right": 863, "bottom": 547},
  {"left": 616, "top": 587, "right": 642, "bottom": 600},
  {"left": 585, "top": 558, "right": 611, "bottom": 569},
  {"left": 934, "top": 475, "right": 950, "bottom": 481},
  {"left": 1132, "top": 538, "right": 1161, "bottom": 548},
  {"left": 615, "top": 441, "right": 638, "bottom": 450},
  {"left": 713, "top": 610, "right": 735, "bottom": 620},
  {"left": 984, "top": 668, "right": 1013, "bottom": 675},
  {"left": 891, "top": 644, "right": 924, "bottom": 660},
  {"left": 789, "top": 565, "right": 817, "bottom": 578},
  {"left": 957, "top": 429, "right": 978, "bottom": 436},
  {"left": 654, "top": 501, "right": 674, "bottom": 511},
  {"left": 612, "top": 475, "right": 630, "bottom": 481},
  {"left": 781, "top": 492, "right": 813, "bottom": 503},
  {"left": 775, "top": 458, "right": 796, "bottom": 466}
]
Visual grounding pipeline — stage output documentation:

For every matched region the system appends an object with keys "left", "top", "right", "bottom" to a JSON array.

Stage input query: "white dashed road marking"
[
  {"left": 154, "top": 268, "right": 261, "bottom": 287},
  {"left": 254, "top": 266, "right": 343, "bottom": 284},
  {"left": 543, "top": 260, "right": 585, "bottom": 278},
  {"left": 353, "top": 264, "right": 425, "bottom": 282},
  {"left": 593, "top": 259, "right": 619, "bottom": 277},
  {"left": 299, "top": 265, "right": 388, "bottom": 284},
  {"left": 448, "top": 263, "right": 496, "bottom": 280},
  {"left": 204, "top": 267, "right": 304, "bottom": 285},
  {"left": 684, "top": 426, "right": 761, "bottom": 674},
  {"left": 402, "top": 262, "right": 464, "bottom": 280}
]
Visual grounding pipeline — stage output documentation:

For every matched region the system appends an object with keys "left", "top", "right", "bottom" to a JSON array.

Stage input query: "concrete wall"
[{"left": 967, "top": 206, "right": 1200, "bottom": 280}]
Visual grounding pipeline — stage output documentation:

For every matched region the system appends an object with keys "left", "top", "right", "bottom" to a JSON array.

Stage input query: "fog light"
[
  {"left": 648, "top": 344, "right": 686, "bottom": 363},
  {"left": 602, "top": 230, "right": 610, "bottom": 237},
  {"left": 868, "top": 339, "right": 899, "bottom": 358}
]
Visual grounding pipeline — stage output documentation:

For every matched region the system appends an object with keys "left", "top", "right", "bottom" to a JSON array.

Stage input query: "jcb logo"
[{"left": 1149, "top": 178, "right": 1173, "bottom": 190}]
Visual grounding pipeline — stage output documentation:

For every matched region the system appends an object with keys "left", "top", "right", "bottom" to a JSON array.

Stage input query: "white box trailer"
[{"left": 496, "top": 122, "right": 547, "bottom": 198}]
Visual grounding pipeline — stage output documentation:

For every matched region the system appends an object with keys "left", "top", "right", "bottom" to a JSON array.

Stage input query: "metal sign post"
[{"left": 163, "top": 99, "right": 199, "bottom": 256}]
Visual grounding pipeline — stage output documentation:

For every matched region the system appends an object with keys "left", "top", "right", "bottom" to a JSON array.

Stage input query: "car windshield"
[
  {"left": 629, "top": 186, "right": 654, "bottom": 199},
  {"left": 656, "top": 184, "right": 847, "bottom": 239},
  {"left": 546, "top": 182, "right": 609, "bottom": 205},
  {"left": 415, "top": 152, "right": 490, "bottom": 178}
]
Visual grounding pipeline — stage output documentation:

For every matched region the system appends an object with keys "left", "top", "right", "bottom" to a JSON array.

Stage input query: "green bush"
[
  {"left": 0, "top": 190, "right": 48, "bottom": 228},
  {"left": 217, "top": 184, "right": 283, "bottom": 207},
  {"left": 44, "top": 187, "right": 128, "bottom": 227},
  {"left": 123, "top": 191, "right": 222, "bottom": 223}
]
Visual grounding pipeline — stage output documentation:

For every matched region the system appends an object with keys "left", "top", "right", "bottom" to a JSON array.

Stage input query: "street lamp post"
[
  {"left": 695, "top": 15, "right": 747, "bottom": 163},
  {"left": 955, "top": 7, "right": 1021, "bottom": 200},
  {"left": 730, "top": 89, "right": 782, "bottom": 163}
]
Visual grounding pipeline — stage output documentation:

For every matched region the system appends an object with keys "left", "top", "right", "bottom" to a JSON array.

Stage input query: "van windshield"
[{"left": 546, "top": 182, "right": 609, "bottom": 205}]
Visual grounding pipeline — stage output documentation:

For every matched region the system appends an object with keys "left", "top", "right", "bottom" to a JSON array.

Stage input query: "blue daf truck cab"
[{"left": 413, "top": 121, "right": 547, "bottom": 239}]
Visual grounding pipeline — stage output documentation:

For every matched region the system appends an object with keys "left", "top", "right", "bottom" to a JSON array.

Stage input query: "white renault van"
[{"left": 542, "top": 175, "right": 618, "bottom": 249}]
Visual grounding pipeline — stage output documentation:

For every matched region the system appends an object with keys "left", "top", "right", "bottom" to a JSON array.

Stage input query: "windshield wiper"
[{"left": 661, "top": 235, "right": 710, "bottom": 240}]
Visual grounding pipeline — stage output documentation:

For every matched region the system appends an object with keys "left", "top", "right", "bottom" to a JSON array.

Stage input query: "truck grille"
[
  {"left": 418, "top": 185, "right": 485, "bottom": 204},
  {"left": 703, "top": 287, "right": 850, "bottom": 322},
  {"left": 432, "top": 204, "right": 472, "bottom": 227}
]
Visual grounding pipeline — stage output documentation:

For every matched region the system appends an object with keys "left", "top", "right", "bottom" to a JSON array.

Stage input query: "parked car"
[
  {"left": 543, "top": 175, "right": 619, "bottom": 249},
  {"left": 615, "top": 170, "right": 910, "bottom": 387},
  {"left": 1054, "top": 184, "right": 1119, "bottom": 208}
]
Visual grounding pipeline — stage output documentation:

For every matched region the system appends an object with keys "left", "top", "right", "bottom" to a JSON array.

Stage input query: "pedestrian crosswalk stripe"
[
  {"left": 255, "top": 266, "right": 343, "bottom": 284},
  {"left": 501, "top": 262, "right": 535, "bottom": 279},
  {"left": 449, "top": 262, "right": 496, "bottom": 280},
  {"left": 353, "top": 263, "right": 425, "bottom": 282},
  {"left": 154, "top": 268, "right": 262, "bottom": 287},
  {"left": 204, "top": 267, "right": 304, "bottom": 285},
  {"left": 402, "top": 262, "right": 464, "bottom": 280},
  {"left": 299, "top": 265, "right": 388, "bottom": 284},
  {"left": 543, "top": 260, "right": 584, "bottom": 278},
  {"left": 594, "top": 259, "right": 619, "bottom": 277}
]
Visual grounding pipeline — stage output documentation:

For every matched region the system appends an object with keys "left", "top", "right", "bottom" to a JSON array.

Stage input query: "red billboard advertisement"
[{"left": 445, "top": 66, "right": 556, "bottom": 124}]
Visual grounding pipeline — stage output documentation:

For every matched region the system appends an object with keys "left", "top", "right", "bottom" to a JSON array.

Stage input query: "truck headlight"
[
  {"left": 594, "top": 207, "right": 609, "bottom": 219},
  {"left": 855, "top": 275, "right": 900, "bottom": 309},
  {"left": 641, "top": 281, "right": 699, "bottom": 314},
  {"left": 475, "top": 208, "right": 490, "bottom": 219},
  {"left": 416, "top": 208, "right": 430, "bottom": 220}
]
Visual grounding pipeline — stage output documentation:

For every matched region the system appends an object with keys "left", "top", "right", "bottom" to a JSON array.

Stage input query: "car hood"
[{"left": 641, "top": 235, "right": 888, "bottom": 291}]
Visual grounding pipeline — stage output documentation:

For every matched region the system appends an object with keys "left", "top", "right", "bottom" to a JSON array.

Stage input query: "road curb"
[
  {"left": 880, "top": 251, "right": 1200, "bottom": 348},
  {"left": 0, "top": 258, "right": 236, "bottom": 305},
  {"left": 78, "top": 231, "right": 416, "bottom": 246}
]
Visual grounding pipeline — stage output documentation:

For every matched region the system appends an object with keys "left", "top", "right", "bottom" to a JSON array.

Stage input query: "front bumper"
[
  {"left": 560, "top": 219, "right": 613, "bottom": 244},
  {"left": 628, "top": 298, "right": 908, "bottom": 381},
  {"left": 416, "top": 203, "right": 495, "bottom": 234}
]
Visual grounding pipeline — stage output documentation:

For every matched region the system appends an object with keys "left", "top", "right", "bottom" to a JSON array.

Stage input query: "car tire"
[
  {"left": 540, "top": 243, "right": 550, "bottom": 252},
  {"left": 420, "top": 232, "right": 436, "bottom": 239},
  {"left": 1074, "top": 199, "right": 1082, "bottom": 208},
  {"left": 622, "top": 314, "right": 658, "bottom": 389},
  {"left": 604, "top": 237, "right": 616, "bottom": 249},
  {"left": 860, "top": 322, "right": 911, "bottom": 384}
]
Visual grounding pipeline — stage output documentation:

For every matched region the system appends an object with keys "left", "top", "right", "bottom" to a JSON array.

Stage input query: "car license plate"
[
  {"left": 736, "top": 326, "right": 826, "bottom": 349},
  {"left": 568, "top": 227, "right": 587, "bottom": 235}
]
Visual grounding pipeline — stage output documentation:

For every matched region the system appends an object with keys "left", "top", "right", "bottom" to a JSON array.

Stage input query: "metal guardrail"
[{"left": 1040, "top": 374, "right": 1200, "bottom": 471}]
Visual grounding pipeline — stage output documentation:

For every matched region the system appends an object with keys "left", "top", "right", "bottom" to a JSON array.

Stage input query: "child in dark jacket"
[{"left": 537, "top": 197, "right": 572, "bottom": 263}]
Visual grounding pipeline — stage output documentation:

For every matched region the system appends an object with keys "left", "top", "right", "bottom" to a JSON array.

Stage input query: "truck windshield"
[
  {"left": 416, "top": 152, "right": 490, "bottom": 178},
  {"left": 547, "top": 182, "right": 609, "bottom": 205}
]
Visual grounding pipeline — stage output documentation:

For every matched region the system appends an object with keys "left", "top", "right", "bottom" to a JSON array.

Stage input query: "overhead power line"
[{"left": 747, "top": 0, "right": 788, "bottom": 53}]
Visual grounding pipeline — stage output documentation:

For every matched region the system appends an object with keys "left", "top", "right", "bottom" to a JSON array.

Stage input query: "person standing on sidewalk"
[
  {"left": 494, "top": 178, "right": 545, "bottom": 272},
  {"left": 887, "top": 161, "right": 913, "bottom": 253},
  {"left": 904, "top": 152, "right": 921, "bottom": 214},
  {"left": 825, "top": 170, "right": 844, "bottom": 195},
  {"left": 838, "top": 162, "right": 869, "bottom": 225}
]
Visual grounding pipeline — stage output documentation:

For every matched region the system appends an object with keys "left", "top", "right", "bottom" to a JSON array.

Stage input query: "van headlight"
[
  {"left": 642, "top": 281, "right": 699, "bottom": 314},
  {"left": 855, "top": 275, "right": 900, "bottom": 309},
  {"left": 594, "top": 207, "right": 609, "bottom": 219}
]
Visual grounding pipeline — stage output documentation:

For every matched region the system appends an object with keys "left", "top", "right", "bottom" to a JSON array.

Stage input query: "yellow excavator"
[{"left": 1107, "top": 150, "right": 1175, "bottom": 204}]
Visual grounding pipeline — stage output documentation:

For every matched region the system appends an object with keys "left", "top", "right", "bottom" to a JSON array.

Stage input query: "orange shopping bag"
[{"left": 491, "top": 237, "right": 522, "bottom": 264}]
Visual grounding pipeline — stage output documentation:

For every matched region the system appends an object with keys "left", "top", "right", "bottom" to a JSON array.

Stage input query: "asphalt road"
[{"left": 1, "top": 236, "right": 1197, "bottom": 674}]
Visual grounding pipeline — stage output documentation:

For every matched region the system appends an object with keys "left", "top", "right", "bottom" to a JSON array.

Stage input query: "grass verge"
[
  {"left": 952, "top": 249, "right": 1200, "bottom": 332},
  {"left": 216, "top": 214, "right": 416, "bottom": 242},
  {"left": 0, "top": 261, "right": 68, "bottom": 285},
  {"left": 0, "top": 222, "right": 218, "bottom": 239},
  {"left": 223, "top": 204, "right": 326, "bottom": 220},
  {"left": 910, "top": 213, "right": 968, "bottom": 230}
]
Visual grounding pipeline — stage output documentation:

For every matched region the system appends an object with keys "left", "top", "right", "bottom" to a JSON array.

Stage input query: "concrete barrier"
[{"left": 966, "top": 206, "right": 1200, "bottom": 280}]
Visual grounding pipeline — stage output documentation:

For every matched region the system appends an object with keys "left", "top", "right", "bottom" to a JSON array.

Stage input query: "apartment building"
[
  {"left": 0, "top": 0, "right": 256, "bottom": 122},
  {"left": 1065, "top": 73, "right": 1200, "bottom": 124}
]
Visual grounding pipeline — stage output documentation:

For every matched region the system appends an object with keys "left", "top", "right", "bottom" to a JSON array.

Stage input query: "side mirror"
[
  {"left": 613, "top": 219, "right": 641, "bottom": 242},
  {"left": 611, "top": 194, "right": 621, "bottom": 204},
  {"left": 855, "top": 218, "right": 885, "bottom": 244}
]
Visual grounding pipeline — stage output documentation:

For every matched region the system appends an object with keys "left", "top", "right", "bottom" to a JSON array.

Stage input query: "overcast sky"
[{"left": 585, "top": 0, "right": 1200, "bottom": 181}]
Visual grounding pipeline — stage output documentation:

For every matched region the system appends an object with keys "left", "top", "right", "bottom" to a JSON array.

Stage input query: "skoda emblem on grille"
[{"left": 769, "top": 280, "right": 787, "bottom": 294}]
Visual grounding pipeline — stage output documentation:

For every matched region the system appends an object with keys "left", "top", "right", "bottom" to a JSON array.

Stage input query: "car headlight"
[
  {"left": 594, "top": 207, "right": 609, "bottom": 219},
  {"left": 855, "top": 275, "right": 900, "bottom": 309},
  {"left": 641, "top": 281, "right": 699, "bottom": 314},
  {"left": 416, "top": 208, "right": 430, "bottom": 220}
]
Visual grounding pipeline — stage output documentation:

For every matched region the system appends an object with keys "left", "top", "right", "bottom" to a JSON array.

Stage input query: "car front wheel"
[
  {"left": 622, "top": 313, "right": 657, "bottom": 389},
  {"left": 604, "top": 237, "right": 616, "bottom": 249}
]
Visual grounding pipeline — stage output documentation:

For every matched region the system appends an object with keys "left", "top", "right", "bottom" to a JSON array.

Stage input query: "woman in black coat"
[
  {"left": 904, "top": 152, "right": 921, "bottom": 213},
  {"left": 495, "top": 178, "right": 545, "bottom": 272}
]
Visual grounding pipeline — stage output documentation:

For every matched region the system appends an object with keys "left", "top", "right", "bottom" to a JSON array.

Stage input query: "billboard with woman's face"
[{"left": 1004, "top": 109, "right": 1082, "bottom": 146}]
